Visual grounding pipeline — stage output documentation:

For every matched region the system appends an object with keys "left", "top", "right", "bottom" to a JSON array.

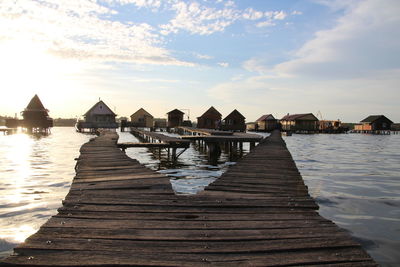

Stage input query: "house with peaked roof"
[
  {"left": 255, "top": 114, "right": 278, "bottom": 132},
  {"left": 167, "top": 109, "right": 184, "bottom": 128},
  {"left": 76, "top": 100, "right": 118, "bottom": 132},
  {"left": 21, "top": 94, "right": 53, "bottom": 130},
  {"left": 130, "top": 108, "right": 154, "bottom": 128},
  {"left": 280, "top": 113, "right": 319, "bottom": 132},
  {"left": 354, "top": 115, "right": 393, "bottom": 131},
  {"left": 197, "top": 106, "right": 222, "bottom": 129},
  {"left": 222, "top": 109, "right": 246, "bottom": 132},
  {"left": 83, "top": 100, "right": 117, "bottom": 127}
]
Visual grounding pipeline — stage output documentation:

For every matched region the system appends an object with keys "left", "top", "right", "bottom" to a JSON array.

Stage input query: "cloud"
[
  {"left": 208, "top": 0, "right": 400, "bottom": 121},
  {"left": 111, "top": 0, "right": 162, "bottom": 9},
  {"left": 242, "top": 8, "right": 264, "bottom": 20},
  {"left": 159, "top": 1, "right": 291, "bottom": 35},
  {"left": 256, "top": 10, "right": 287, "bottom": 28},
  {"left": 159, "top": 1, "right": 240, "bottom": 35},
  {"left": 194, "top": 53, "right": 213, "bottom": 59},
  {"left": 0, "top": 0, "right": 191, "bottom": 66},
  {"left": 218, "top": 62, "right": 229, "bottom": 67},
  {"left": 256, "top": 21, "right": 275, "bottom": 28},
  {"left": 273, "top": 0, "right": 400, "bottom": 79},
  {"left": 291, "top": 10, "right": 302, "bottom": 15}
]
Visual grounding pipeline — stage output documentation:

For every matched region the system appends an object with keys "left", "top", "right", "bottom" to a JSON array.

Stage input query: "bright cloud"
[
  {"left": 274, "top": 0, "right": 400, "bottom": 79},
  {"left": 209, "top": 0, "right": 400, "bottom": 121},
  {"left": 218, "top": 62, "right": 229, "bottom": 67},
  {"left": 0, "top": 0, "right": 190, "bottom": 66},
  {"left": 159, "top": 1, "right": 290, "bottom": 35}
]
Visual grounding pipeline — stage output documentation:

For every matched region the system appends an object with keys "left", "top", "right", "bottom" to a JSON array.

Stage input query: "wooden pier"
[
  {"left": 177, "top": 126, "right": 263, "bottom": 161},
  {"left": 125, "top": 127, "right": 190, "bottom": 160},
  {"left": 1, "top": 130, "right": 376, "bottom": 266}
]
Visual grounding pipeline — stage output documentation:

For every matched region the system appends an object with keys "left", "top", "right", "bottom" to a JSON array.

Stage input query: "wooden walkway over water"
[{"left": 1, "top": 131, "right": 376, "bottom": 266}]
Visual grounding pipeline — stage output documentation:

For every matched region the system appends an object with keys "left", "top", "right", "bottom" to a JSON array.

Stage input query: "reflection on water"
[
  {"left": 0, "top": 128, "right": 94, "bottom": 257},
  {"left": 283, "top": 134, "right": 400, "bottom": 267},
  {"left": 117, "top": 131, "right": 255, "bottom": 194}
]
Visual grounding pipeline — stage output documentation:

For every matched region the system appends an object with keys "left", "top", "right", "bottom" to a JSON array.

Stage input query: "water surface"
[
  {"left": 283, "top": 133, "right": 400, "bottom": 266},
  {"left": 0, "top": 128, "right": 94, "bottom": 257}
]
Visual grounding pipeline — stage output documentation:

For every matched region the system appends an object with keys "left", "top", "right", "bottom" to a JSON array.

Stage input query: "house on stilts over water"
[
  {"left": 21, "top": 94, "right": 53, "bottom": 133},
  {"left": 222, "top": 109, "right": 246, "bottom": 132},
  {"left": 197, "top": 106, "right": 222, "bottom": 129},
  {"left": 76, "top": 100, "right": 118, "bottom": 133}
]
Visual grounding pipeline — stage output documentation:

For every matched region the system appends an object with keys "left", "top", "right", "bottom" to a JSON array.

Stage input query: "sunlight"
[
  {"left": 0, "top": 39, "right": 87, "bottom": 116},
  {"left": 0, "top": 225, "right": 36, "bottom": 243},
  {"left": 6, "top": 134, "right": 33, "bottom": 204}
]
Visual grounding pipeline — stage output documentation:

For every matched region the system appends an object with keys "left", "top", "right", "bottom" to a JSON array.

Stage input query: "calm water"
[
  {"left": 0, "top": 127, "right": 94, "bottom": 258},
  {"left": 283, "top": 134, "right": 400, "bottom": 266},
  {"left": 0, "top": 128, "right": 399, "bottom": 266}
]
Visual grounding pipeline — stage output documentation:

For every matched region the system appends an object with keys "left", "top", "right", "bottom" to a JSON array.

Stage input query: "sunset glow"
[{"left": 0, "top": 0, "right": 399, "bottom": 121}]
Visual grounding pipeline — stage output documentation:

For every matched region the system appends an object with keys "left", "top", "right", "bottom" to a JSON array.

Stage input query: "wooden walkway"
[{"left": 1, "top": 131, "right": 376, "bottom": 266}]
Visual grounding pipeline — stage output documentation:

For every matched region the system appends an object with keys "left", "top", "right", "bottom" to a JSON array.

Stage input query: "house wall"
[
  {"left": 197, "top": 114, "right": 221, "bottom": 129},
  {"left": 281, "top": 120, "right": 318, "bottom": 131},
  {"left": 371, "top": 118, "right": 392, "bottom": 130},
  {"left": 154, "top": 119, "right": 167, "bottom": 128},
  {"left": 222, "top": 117, "right": 246, "bottom": 132},
  {"left": 168, "top": 114, "right": 183, "bottom": 127},
  {"left": 131, "top": 110, "right": 154, "bottom": 128},
  {"left": 87, "top": 103, "right": 114, "bottom": 116},
  {"left": 257, "top": 120, "right": 278, "bottom": 131}
]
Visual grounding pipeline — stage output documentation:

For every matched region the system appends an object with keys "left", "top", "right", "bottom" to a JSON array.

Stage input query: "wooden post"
[
  {"left": 172, "top": 148, "right": 177, "bottom": 161},
  {"left": 207, "top": 142, "right": 221, "bottom": 164},
  {"left": 250, "top": 142, "right": 255, "bottom": 150}
]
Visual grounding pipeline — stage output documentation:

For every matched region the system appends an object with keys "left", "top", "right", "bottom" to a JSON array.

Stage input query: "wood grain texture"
[{"left": 0, "top": 130, "right": 377, "bottom": 266}]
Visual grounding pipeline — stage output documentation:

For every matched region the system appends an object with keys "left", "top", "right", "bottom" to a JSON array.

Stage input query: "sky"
[{"left": 0, "top": 0, "right": 399, "bottom": 122}]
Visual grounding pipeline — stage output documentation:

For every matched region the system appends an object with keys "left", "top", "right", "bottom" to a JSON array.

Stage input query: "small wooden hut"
[
  {"left": 354, "top": 115, "right": 393, "bottom": 131},
  {"left": 76, "top": 100, "right": 118, "bottom": 132},
  {"left": 280, "top": 113, "right": 319, "bottom": 132},
  {"left": 130, "top": 108, "right": 154, "bottom": 128},
  {"left": 197, "top": 106, "right": 222, "bottom": 129},
  {"left": 167, "top": 109, "right": 184, "bottom": 128},
  {"left": 222, "top": 109, "right": 246, "bottom": 132},
  {"left": 255, "top": 114, "right": 278, "bottom": 132},
  {"left": 21, "top": 94, "right": 53, "bottom": 132},
  {"left": 154, "top": 118, "right": 167, "bottom": 128}
]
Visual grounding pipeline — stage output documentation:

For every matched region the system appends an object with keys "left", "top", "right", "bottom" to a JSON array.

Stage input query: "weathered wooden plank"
[
  {"left": 3, "top": 247, "right": 374, "bottom": 266},
  {"left": 55, "top": 210, "right": 321, "bottom": 221},
  {"left": 16, "top": 236, "right": 360, "bottom": 254},
  {"left": 42, "top": 217, "right": 333, "bottom": 230},
  {"left": 28, "top": 225, "right": 346, "bottom": 241},
  {"left": 0, "top": 130, "right": 376, "bottom": 266}
]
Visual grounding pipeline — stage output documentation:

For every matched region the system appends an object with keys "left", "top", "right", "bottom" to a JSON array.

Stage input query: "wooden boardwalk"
[{"left": 1, "top": 131, "right": 376, "bottom": 266}]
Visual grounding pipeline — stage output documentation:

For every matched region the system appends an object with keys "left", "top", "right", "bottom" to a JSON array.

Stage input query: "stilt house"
[
  {"left": 280, "top": 113, "right": 319, "bottom": 132},
  {"left": 130, "top": 108, "right": 154, "bottom": 128},
  {"left": 246, "top": 122, "right": 257, "bottom": 131},
  {"left": 222, "top": 109, "right": 246, "bottom": 132},
  {"left": 354, "top": 115, "right": 393, "bottom": 131},
  {"left": 78, "top": 100, "right": 118, "bottom": 130},
  {"left": 255, "top": 114, "right": 278, "bottom": 132},
  {"left": 154, "top": 118, "right": 167, "bottom": 128},
  {"left": 197, "top": 106, "right": 222, "bottom": 129},
  {"left": 167, "top": 109, "right": 184, "bottom": 128},
  {"left": 21, "top": 94, "right": 53, "bottom": 130}
]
